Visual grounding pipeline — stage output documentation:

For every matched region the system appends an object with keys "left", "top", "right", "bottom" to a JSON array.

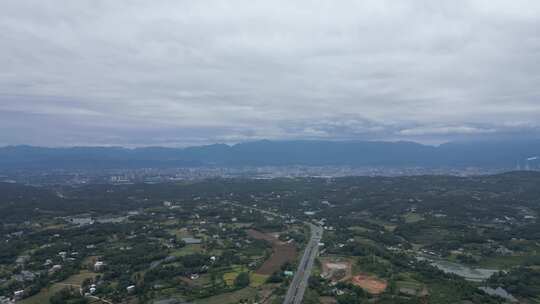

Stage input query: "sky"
[{"left": 1, "top": 0, "right": 540, "bottom": 147}]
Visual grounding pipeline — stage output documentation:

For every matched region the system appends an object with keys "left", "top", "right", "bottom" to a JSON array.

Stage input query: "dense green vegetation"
[{"left": 1, "top": 172, "right": 539, "bottom": 303}]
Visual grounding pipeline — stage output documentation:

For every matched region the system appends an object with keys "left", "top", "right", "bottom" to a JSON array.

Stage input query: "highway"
[
  {"left": 282, "top": 223, "right": 323, "bottom": 304},
  {"left": 225, "top": 201, "right": 323, "bottom": 304}
]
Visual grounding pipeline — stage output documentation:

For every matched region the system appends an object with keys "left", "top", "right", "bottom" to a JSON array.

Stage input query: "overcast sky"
[{"left": 1, "top": 1, "right": 540, "bottom": 147}]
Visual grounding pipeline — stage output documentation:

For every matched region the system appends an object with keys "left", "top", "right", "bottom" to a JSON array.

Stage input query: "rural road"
[{"left": 283, "top": 223, "right": 323, "bottom": 304}]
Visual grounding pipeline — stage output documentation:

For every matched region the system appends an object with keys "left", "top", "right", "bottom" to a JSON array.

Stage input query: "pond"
[{"left": 418, "top": 257, "right": 499, "bottom": 281}]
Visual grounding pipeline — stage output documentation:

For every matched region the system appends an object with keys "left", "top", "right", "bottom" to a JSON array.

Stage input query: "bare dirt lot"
[
  {"left": 351, "top": 274, "right": 387, "bottom": 294},
  {"left": 247, "top": 229, "right": 297, "bottom": 275},
  {"left": 320, "top": 257, "right": 353, "bottom": 282},
  {"left": 246, "top": 229, "right": 276, "bottom": 243},
  {"left": 319, "top": 296, "right": 337, "bottom": 304}
]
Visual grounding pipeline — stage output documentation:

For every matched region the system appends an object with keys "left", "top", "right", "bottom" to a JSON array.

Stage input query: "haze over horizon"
[
  {"left": 2, "top": 1, "right": 540, "bottom": 147},
  {"left": 0, "top": 137, "right": 538, "bottom": 150}
]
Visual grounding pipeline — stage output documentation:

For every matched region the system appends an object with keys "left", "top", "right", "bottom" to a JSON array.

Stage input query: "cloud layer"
[{"left": 1, "top": 0, "right": 540, "bottom": 146}]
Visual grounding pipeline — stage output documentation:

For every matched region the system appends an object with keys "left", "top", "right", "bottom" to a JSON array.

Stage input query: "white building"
[
  {"left": 94, "top": 261, "right": 105, "bottom": 271},
  {"left": 13, "top": 290, "right": 24, "bottom": 301},
  {"left": 126, "top": 285, "right": 136, "bottom": 294}
]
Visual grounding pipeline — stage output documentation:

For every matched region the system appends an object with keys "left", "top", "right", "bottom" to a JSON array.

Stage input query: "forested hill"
[{"left": 0, "top": 139, "right": 539, "bottom": 169}]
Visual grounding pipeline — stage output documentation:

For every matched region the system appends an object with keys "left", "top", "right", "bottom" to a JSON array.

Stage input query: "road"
[
  {"left": 283, "top": 223, "right": 323, "bottom": 304},
  {"left": 226, "top": 201, "right": 323, "bottom": 304}
]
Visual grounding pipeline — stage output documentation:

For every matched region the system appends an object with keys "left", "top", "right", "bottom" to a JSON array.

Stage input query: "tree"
[
  {"left": 337, "top": 293, "right": 361, "bottom": 304},
  {"left": 50, "top": 287, "right": 88, "bottom": 304},
  {"left": 267, "top": 271, "right": 284, "bottom": 283},
  {"left": 234, "top": 272, "right": 250, "bottom": 288}
]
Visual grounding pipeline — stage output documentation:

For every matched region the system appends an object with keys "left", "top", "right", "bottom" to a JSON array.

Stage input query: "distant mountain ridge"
[{"left": 0, "top": 139, "right": 539, "bottom": 169}]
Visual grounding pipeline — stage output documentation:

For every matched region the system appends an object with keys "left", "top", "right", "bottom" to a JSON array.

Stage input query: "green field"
[
  {"left": 168, "top": 228, "right": 191, "bottom": 238},
  {"left": 171, "top": 244, "right": 203, "bottom": 256},
  {"left": 222, "top": 266, "right": 248, "bottom": 286},
  {"left": 363, "top": 218, "right": 397, "bottom": 232},
  {"left": 194, "top": 287, "right": 257, "bottom": 304},
  {"left": 396, "top": 280, "right": 423, "bottom": 292},
  {"left": 249, "top": 273, "right": 268, "bottom": 287},
  {"left": 348, "top": 226, "right": 372, "bottom": 233},
  {"left": 403, "top": 212, "right": 424, "bottom": 223},
  {"left": 478, "top": 254, "right": 535, "bottom": 269},
  {"left": 19, "top": 271, "right": 98, "bottom": 304}
]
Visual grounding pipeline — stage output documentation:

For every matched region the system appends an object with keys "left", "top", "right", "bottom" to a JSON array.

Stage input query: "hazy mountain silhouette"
[{"left": 0, "top": 139, "right": 538, "bottom": 169}]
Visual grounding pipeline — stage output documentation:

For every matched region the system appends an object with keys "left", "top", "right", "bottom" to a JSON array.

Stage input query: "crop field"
[
  {"left": 246, "top": 229, "right": 276, "bottom": 243},
  {"left": 171, "top": 244, "right": 203, "bottom": 256},
  {"left": 246, "top": 229, "right": 298, "bottom": 275},
  {"left": 19, "top": 271, "right": 98, "bottom": 304},
  {"left": 194, "top": 287, "right": 257, "bottom": 304},
  {"left": 255, "top": 243, "right": 296, "bottom": 275},
  {"left": 222, "top": 266, "right": 247, "bottom": 286},
  {"left": 249, "top": 273, "right": 268, "bottom": 287},
  {"left": 396, "top": 280, "right": 427, "bottom": 297},
  {"left": 403, "top": 212, "right": 424, "bottom": 223}
]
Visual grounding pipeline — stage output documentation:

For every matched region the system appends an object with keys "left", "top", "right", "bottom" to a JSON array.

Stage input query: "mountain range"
[{"left": 0, "top": 139, "right": 539, "bottom": 169}]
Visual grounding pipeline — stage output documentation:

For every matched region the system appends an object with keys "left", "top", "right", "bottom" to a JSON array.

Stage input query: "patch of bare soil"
[
  {"left": 351, "top": 274, "right": 387, "bottom": 294},
  {"left": 246, "top": 229, "right": 297, "bottom": 275}
]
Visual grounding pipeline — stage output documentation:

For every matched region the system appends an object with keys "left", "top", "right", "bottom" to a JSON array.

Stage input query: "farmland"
[
  {"left": 246, "top": 229, "right": 298, "bottom": 275},
  {"left": 19, "top": 271, "right": 97, "bottom": 304}
]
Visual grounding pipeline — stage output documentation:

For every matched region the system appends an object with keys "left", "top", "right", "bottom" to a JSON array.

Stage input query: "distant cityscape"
[{"left": 1, "top": 165, "right": 538, "bottom": 186}]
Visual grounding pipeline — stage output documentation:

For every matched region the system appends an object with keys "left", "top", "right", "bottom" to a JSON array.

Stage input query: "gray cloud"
[
  {"left": 1, "top": 0, "right": 540, "bottom": 146},
  {"left": 399, "top": 126, "right": 496, "bottom": 136}
]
